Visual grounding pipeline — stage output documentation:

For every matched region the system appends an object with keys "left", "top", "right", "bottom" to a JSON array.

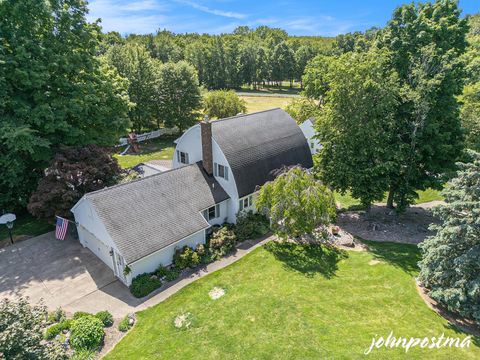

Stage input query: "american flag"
[{"left": 55, "top": 216, "right": 69, "bottom": 240}]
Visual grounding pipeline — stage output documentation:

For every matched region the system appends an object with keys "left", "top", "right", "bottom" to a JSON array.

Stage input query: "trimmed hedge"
[
  {"left": 70, "top": 316, "right": 105, "bottom": 351},
  {"left": 73, "top": 311, "right": 92, "bottom": 320},
  {"left": 130, "top": 273, "right": 162, "bottom": 298}
]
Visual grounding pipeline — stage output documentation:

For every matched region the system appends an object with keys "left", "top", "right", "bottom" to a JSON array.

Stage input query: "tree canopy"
[
  {"left": 0, "top": 0, "right": 130, "bottom": 211},
  {"left": 203, "top": 90, "right": 247, "bottom": 119},
  {"left": 256, "top": 167, "right": 336, "bottom": 239},
  {"left": 418, "top": 151, "right": 480, "bottom": 325}
]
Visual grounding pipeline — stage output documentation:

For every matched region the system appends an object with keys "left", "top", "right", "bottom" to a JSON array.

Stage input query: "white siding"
[
  {"left": 212, "top": 139, "right": 239, "bottom": 223},
  {"left": 203, "top": 199, "right": 230, "bottom": 226},
  {"left": 172, "top": 125, "right": 202, "bottom": 168},
  {"left": 128, "top": 229, "right": 206, "bottom": 284},
  {"left": 299, "top": 119, "right": 321, "bottom": 155}
]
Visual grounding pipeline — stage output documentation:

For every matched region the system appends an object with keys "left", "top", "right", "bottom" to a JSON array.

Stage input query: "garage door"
[{"left": 78, "top": 226, "right": 114, "bottom": 271}]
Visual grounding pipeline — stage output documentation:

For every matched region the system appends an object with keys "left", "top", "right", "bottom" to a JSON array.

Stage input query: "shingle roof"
[
  {"left": 211, "top": 108, "right": 313, "bottom": 198},
  {"left": 85, "top": 163, "right": 229, "bottom": 264}
]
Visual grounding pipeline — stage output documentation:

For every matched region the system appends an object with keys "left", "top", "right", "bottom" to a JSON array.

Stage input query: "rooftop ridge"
[
  {"left": 85, "top": 163, "right": 198, "bottom": 198},
  {"left": 211, "top": 107, "right": 283, "bottom": 124}
]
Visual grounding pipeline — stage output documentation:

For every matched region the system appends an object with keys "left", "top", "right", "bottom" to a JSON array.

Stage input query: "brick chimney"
[{"left": 200, "top": 115, "right": 213, "bottom": 176}]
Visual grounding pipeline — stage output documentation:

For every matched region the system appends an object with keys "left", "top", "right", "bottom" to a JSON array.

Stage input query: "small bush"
[
  {"left": 173, "top": 246, "right": 201, "bottom": 269},
  {"left": 48, "top": 307, "right": 66, "bottom": 324},
  {"left": 73, "top": 311, "right": 92, "bottom": 320},
  {"left": 95, "top": 311, "right": 113, "bottom": 327},
  {"left": 209, "top": 227, "right": 237, "bottom": 260},
  {"left": 235, "top": 211, "right": 270, "bottom": 241},
  {"left": 69, "top": 316, "right": 105, "bottom": 351},
  {"left": 155, "top": 265, "right": 180, "bottom": 282},
  {"left": 118, "top": 314, "right": 134, "bottom": 332},
  {"left": 130, "top": 273, "right": 162, "bottom": 298},
  {"left": 70, "top": 349, "right": 96, "bottom": 360},
  {"left": 44, "top": 320, "right": 72, "bottom": 340}
]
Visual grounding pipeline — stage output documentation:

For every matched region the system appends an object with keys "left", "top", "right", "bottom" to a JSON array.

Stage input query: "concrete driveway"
[{"left": 0, "top": 231, "right": 141, "bottom": 318}]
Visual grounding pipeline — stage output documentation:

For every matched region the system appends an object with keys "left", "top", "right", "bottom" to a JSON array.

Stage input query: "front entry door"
[{"left": 113, "top": 250, "right": 127, "bottom": 284}]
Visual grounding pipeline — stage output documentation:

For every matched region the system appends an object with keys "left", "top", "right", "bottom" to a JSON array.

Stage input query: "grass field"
[
  {"left": 0, "top": 214, "right": 53, "bottom": 242},
  {"left": 335, "top": 188, "right": 444, "bottom": 210},
  {"left": 106, "top": 241, "right": 479, "bottom": 359},
  {"left": 240, "top": 95, "right": 295, "bottom": 113},
  {"left": 114, "top": 136, "right": 176, "bottom": 169}
]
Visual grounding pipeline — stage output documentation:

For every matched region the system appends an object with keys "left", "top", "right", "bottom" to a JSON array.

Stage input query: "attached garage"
[{"left": 77, "top": 226, "right": 113, "bottom": 270}]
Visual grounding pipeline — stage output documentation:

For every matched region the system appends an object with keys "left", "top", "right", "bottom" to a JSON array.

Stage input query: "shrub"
[
  {"left": 173, "top": 246, "right": 201, "bottom": 269},
  {"left": 70, "top": 349, "right": 96, "bottom": 360},
  {"left": 69, "top": 316, "right": 105, "bottom": 351},
  {"left": 209, "top": 227, "right": 236, "bottom": 260},
  {"left": 118, "top": 314, "right": 134, "bottom": 332},
  {"left": 156, "top": 265, "right": 181, "bottom": 282},
  {"left": 235, "top": 211, "right": 270, "bottom": 241},
  {"left": 130, "top": 273, "right": 162, "bottom": 298},
  {"left": 44, "top": 320, "right": 72, "bottom": 340},
  {"left": 48, "top": 307, "right": 66, "bottom": 324},
  {"left": 73, "top": 311, "right": 92, "bottom": 320},
  {"left": 95, "top": 311, "right": 113, "bottom": 327}
]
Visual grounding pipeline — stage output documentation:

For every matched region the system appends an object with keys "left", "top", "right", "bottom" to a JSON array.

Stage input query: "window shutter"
[
  {"left": 185, "top": 153, "right": 189, "bottom": 164},
  {"left": 225, "top": 167, "right": 229, "bottom": 180},
  {"left": 176, "top": 150, "right": 180, "bottom": 162},
  {"left": 215, "top": 204, "right": 220, "bottom": 218},
  {"left": 239, "top": 200, "right": 243, "bottom": 211},
  {"left": 214, "top": 163, "right": 218, "bottom": 176}
]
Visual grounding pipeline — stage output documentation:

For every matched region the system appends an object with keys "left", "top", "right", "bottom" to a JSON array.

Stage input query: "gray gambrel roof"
[
  {"left": 212, "top": 108, "right": 313, "bottom": 198},
  {"left": 85, "top": 163, "right": 229, "bottom": 264}
]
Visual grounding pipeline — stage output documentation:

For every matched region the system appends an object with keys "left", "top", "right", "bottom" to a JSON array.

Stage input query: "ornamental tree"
[
  {"left": 203, "top": 90, "right": 247, "bottom": 119},
  {"left": 255, "top": 167, "right": 336, "bottom": 240},
  {"left": 27, "top": 146, "right": 121, "bottom": 220},
  {"left": 418, "top": 151, "right": 480, "bottom": 325},
  {"left": 0, "top": 298, "right": 66, "bottom": 359}
]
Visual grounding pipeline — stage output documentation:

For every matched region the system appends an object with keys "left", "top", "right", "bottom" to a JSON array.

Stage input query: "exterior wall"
[
  {"left": 172, "top": 125, "right": 202, "bottom": 168},
  {"left": 299, "top": 119, "right": 321, "bottom": 155},
  {"left": 212, "top": 139, "right": 239, "bottom": 223},
  {"left": 71, "top": 198, "right": 118, "bottom": 272},
  {"left": 128, "top": 229, "right": 206, "bottom": 284}
]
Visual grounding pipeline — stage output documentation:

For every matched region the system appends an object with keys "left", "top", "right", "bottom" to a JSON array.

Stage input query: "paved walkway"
[{"left": 0, "top": 231, "right": 273, "bottom": 318}]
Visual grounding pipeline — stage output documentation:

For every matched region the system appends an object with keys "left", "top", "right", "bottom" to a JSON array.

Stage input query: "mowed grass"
[
  {"left": 335, "top": 188, "right": 444, "bottom": 210},
  {"left": 106, "top": 241, "right": 479, "bottom": 359},
  {"left": 240, "top": 95, "right": 295, "bottom": 113},
  {"left": 114, "top": 136, "right": 176, "bottom": 169},
  {"left": 0, "top": 213, "right": 53, "bottom": 242}
]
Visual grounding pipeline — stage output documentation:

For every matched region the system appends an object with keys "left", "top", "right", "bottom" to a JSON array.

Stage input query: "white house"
[
  {"left": 299, "top": 118, "right": 321, "bottom": 154},
  {"left": 71, "top": 108, "right": 313, "bottom": 286}
]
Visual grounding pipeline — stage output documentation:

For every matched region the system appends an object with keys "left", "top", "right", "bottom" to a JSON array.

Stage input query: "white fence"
[{"left": 118, "top": 128, "right": 179, "bottom": 146}]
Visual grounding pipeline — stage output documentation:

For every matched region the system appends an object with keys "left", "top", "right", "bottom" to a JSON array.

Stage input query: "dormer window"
[
  {"left": 214, "top": 163, "right": 229, "bottom": 180},
  {"left": 177, "top": 151, "right": 189, "bottom": 164}
]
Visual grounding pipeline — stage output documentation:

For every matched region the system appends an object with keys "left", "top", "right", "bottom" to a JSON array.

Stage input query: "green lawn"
[
  {"left": 114, "top": 136, "right": 176, "bottom": 169},
  {"left": 240, "top": 95, "right": 295, "bottom": 113},
  {"left": 0, "top": 213, "right": 53, "bottom": 242},
  {"left": 106, "top": 241, "right": 479, "bottom": 359},
  {"left": 335, "top": 189, "right": 444, "bottom": 210}
]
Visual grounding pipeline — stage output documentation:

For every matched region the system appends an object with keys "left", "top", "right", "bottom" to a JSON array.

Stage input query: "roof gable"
[{"left": 211, "top": 108, "right": 313, "bottom": 197}]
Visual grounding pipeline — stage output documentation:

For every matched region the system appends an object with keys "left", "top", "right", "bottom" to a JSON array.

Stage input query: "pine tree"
[{"left": 418, "top": 151, "right": 480, "bottom": 325}]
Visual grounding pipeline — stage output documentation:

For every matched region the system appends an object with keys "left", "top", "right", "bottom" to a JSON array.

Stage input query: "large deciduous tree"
[
  {"left": 256, "top": 167, "right": 336, "bottom": 240},
  {"left": 418, "top": 151, "right": 480, "bottom": 325},
  {"left": 380, "top": 0, "right": 468, "bottom": 210},
  {"left": 0, "top": 0, "right": 130, "bottom": 211},
  {"left": 203, "top": 90, "right": 247, "bottom": 119},
  {"left": 314, "top": 51, "right": 399, "bottom": 209},
  {"left": 154, "top": 61, "right": 202, "bottom": 131},
  {"left": 106, "top": 43, "right": 157, "bottom": 131},
  {"left": 27, "top": 146, "right": 121, "bottom": 220}
]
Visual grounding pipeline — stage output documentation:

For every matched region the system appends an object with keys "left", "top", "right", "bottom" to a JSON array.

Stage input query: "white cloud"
[
  {"left": 87, "top": 0, "right": 169, "bottom": 34},
  {"left": 283, "top": 16, "right": 357, "bottom": 36},
  {"left": 175, "top": 0, "right": 246, "bottom": 19}
]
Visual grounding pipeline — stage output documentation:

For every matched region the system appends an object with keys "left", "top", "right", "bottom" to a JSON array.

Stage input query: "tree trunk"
[{"left": 386, "top": 187, "right": 395, "bottom": 209}]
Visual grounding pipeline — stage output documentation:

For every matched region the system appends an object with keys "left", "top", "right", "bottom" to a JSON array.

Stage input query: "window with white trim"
[
  {"left": 214, "top": 162, "right": 229, "bottom": 180},
  {"left": 177, "top": 150, "right": 189, "bottom": 164},
  {"left": 310, "top": 142, "right": 315, "bottom": 149},
  {"left": 203, "top": 204, "right": 220, "bottom": 221},
  {"left": 238, "top": 195, "right": 253, "bottom": 211}
]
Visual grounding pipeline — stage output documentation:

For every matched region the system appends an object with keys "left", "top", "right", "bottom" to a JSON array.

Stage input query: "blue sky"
[{"left": 86, "top": 0, "right": 479, "bottom": 36}]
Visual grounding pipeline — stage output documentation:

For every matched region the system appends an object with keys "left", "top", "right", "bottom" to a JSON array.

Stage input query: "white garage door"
[{"left": 78, "top": 226, "right": 114, "bottom": 271}]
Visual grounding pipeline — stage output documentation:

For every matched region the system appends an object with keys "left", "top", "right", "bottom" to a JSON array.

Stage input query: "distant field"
[{"left": 240, "top": 95, "right": 295, "bottom": 113}]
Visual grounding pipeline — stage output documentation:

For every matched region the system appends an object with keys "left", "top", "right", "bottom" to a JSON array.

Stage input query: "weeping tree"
[
  {"left": 418, "top": 151, "right": 480, "bottom": 325},
  {"left": 255, "top": 167, "right": 336, "bottom": 240}
]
